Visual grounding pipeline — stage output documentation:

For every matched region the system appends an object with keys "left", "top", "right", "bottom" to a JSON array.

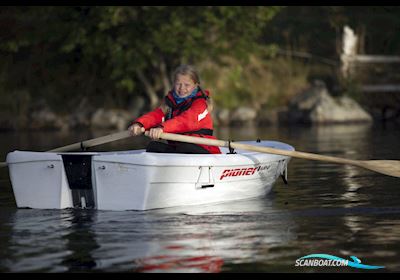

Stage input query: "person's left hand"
[{"left": 148, "top": 127, "right": 163, "bottom": 140}]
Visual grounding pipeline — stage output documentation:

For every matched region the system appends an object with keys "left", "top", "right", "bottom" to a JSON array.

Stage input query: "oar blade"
[{"left": 360, "top": 160, "right": 400, "bottom": 178}]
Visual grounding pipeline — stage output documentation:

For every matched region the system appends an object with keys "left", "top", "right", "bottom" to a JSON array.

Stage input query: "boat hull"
[{"left": 6, "top": 141, "right": 294, "bottom": 211}]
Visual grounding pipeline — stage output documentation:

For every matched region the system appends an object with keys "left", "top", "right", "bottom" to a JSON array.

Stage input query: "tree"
[
  {"left": 73, "top": 6, "right": 282, "bottom": 108},
  {"left": 1, "top": 6, "right": 282, "bottom": 113}
]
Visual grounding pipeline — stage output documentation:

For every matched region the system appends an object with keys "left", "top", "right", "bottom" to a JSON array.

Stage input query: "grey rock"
[
  {"left": 230, "top": 107, "right": 257, "bottom": 125},
  {"left": 91, "top": 109, "right": 133, "bottom": 130},
  {"left": 286, "top": 82, "right": 372, "bottom": 124}
]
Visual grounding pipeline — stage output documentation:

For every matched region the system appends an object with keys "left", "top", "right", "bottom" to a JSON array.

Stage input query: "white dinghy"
[
  {"left": 6, "top": 139, "right": 293, "bottom": 211},
  {"left": 4, "top": 129, "right": 398, "bottom": 211}
]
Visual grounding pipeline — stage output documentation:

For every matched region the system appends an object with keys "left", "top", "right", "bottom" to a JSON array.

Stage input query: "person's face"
[{"left": 174, "top": 74, "right": 198, "bottom": 98}]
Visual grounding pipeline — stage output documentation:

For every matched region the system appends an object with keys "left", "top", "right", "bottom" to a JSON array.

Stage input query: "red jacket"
[{"left": 133, "top": 90, "right": 221, "bottom": 154}]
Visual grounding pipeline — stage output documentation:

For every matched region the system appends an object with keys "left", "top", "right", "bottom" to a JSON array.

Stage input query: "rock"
[
  {"left": 30, "top": 108, "right": 68, "bottom": 131},
  {"left": 90, "top": 109, "right": 133, "bottom": 130},
  {"left": 68, "top": 110, "right": 92, "bottom": 128},
  {"left": 285, "top": 81, "right": 372, "bottom": 124},
  {"left": 215, "top": 108, "right": 231, "bottom": 126},
  {"left": 335, "top": 96, "right": 373, "bottom": 122},
  {"left": 68, "top": 98, "right": 96, "bottom": 128},
  {"left": 230, "top": 107, "right": 257, "bottom": 125},
  {"left": 258, "top": 107, "right": 285, "bottom": 125}
]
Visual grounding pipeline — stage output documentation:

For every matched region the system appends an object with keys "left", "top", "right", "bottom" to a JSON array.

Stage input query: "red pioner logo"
[{"left": 220, "top": 165, "right": 269, "bottom": 180}]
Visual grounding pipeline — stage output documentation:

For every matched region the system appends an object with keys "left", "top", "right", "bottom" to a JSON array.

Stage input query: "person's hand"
[
  {"left": 148, "top": 127, "right": 163, "bottom": 140},
  {"left": 128, "top": 123, "right": 145, "bottom": 136}
]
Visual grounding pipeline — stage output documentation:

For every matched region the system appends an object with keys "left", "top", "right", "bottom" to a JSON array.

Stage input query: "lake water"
[{"left": 0, "top": 123, "right": 399, "bottom": 272}]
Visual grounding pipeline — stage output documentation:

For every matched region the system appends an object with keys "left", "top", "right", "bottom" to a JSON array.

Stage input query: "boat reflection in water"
[{"left": 5, "top": 196, "right": 296, "bottom": 272}]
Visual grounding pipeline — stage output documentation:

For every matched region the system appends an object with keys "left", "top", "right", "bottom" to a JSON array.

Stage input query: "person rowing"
[{"left": 128, "top": 64, "right": 221, "bottom": 154}]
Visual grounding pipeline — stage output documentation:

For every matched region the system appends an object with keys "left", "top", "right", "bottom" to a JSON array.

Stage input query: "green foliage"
[
  {"left": 0, "top": 6, "right": 283, "bottom": 115},
  {"left": 199, "top": 54, "right": 311, "bottom": 110},
  {"left": 2, "top": 6, "right": 400, "bottom": 129},
  {"left": 208, "top": 63, "right": 252, "bottom": 109}
]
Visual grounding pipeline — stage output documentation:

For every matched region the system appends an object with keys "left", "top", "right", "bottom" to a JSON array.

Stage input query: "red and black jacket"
[{"left": 133, "top": 89, "right": 221, "bottom": 154}]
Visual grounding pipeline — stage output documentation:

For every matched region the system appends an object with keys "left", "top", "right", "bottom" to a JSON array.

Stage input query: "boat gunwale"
[{"left": 6, "top": 140, "right": 295, "bottom": 166}]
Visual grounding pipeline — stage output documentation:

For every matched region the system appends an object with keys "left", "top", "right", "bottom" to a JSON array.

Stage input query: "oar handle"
[{"left": 156, "top": 132, "right": 228, "bottom": 147}]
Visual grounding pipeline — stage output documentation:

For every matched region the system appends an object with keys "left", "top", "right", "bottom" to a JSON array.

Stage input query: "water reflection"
[
  {"left": 4, "top": 209, "right": 72, "bottom": 272},
  {"left": 3, "top": 197, "right": 296, "bottom": 272},
  {"left": 92, "top": 197, "right": 296, "bottom": 272},
  {"left": 59, "top": 210, "right": 98, "bottom": 271},
  {"left": 216, "top": 125, "right": 260, "bottom": 141}
]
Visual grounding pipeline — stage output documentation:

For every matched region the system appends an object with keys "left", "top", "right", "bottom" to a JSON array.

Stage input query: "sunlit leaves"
[{"left": 0, "top": 6, "right": 282, "bottom": 110}]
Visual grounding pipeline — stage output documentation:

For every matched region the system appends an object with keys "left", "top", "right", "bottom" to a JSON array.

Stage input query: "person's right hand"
[{"left": 128, "top": 123, "right": 145, "bottom": 136}]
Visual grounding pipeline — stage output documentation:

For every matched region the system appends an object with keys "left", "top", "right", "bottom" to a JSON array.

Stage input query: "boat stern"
[{"left": 6, "top": 151, "right": 73, "bottom": 209}]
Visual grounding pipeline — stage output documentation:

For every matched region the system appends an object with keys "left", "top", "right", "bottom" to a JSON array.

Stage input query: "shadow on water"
[{"left": 1, "top": 123, "right": 400, "bottom": 272}]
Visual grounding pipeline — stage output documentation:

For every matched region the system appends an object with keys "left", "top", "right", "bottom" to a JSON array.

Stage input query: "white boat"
[{"left": 6, "top": 140, "right": 294, "bottom": 211}]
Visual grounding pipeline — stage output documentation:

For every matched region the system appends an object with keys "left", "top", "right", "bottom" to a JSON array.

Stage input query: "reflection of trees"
[
  {"left": 339, "top": 212, "right": 400, "bottom": 271},
  {"left": 215, "top": 125, "right": 259, "bottom": 142},
  {"left": 285, "top": 124, "right": 374, "bottom": 203},
  {"left": 315, "top": 124, "right": 375, "bottom": 208},
  {"left": 288, "top": 123, "right": 372, "bottom": 154},
  {"left": 262, "top": 123, "right": 400, "bottom": 271},
  {"left": 0, "top": 209, "right": 15, "bottom": 272},
  {"left": 5, "top": 209, "right": 99, "bottom": 272}
]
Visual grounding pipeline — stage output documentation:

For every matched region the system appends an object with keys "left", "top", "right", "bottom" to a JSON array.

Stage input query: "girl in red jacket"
[{"left": 128, "top": 65, "right": 221, "bottom": 154}]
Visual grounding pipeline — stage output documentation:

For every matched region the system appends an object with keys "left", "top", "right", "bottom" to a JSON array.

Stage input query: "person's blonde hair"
[{"left": 172, "top": 65, "right": 200, "bottom": 84}]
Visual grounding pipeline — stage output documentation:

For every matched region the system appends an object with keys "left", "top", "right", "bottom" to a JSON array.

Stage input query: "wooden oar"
[
  {"left": 155, "top": 132, "right": 400, "bottom": 178},
  {"left": 0, "top": 130, "right": 132, "bottom": 168},
  {"left": 1, "top": 130, "right": 400, "bottom": 178},
  {"left": 47, "top": 130, "right": 131, "bottom": 153}
]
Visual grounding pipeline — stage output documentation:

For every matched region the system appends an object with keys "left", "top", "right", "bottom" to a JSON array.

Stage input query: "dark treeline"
[{"left": 1, "top": 6, "right": 400, "bottom": 130}]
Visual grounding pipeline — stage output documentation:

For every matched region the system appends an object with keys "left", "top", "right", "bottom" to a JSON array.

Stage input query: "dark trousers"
[{"left": 146, "top": 141, "right": 210, "bottom": 154}]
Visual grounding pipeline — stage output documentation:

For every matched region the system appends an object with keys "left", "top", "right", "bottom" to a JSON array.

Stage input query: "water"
[{"left": 0, "top": 123, "right": 400, "bottom": 272}]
